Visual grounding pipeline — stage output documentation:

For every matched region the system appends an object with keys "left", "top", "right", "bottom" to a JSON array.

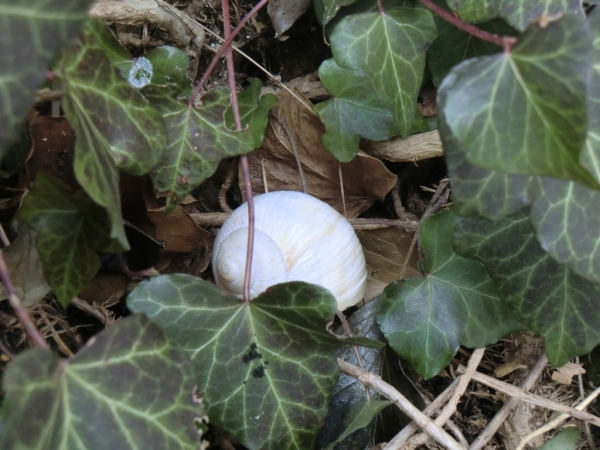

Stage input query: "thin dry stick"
[
  {"left": 515, "top": 387, "right": 600, "bottom": 450},
  {"left": 402, "top": 348, "right": 485, "bottom": 450},
  {"left": 218, "top": 161, "right": 237, "bottom": 213},
  {"left": 338, "top": 359, "right": 466, "bottom": 450},
  {"left": 577, "top": 356, "right": 597, "bottom": 450},
  {"left": 0, "top": 225, "right": 10, "bottom": 247},
  {"left": 261, "top": 159, "right": 269, "bottom": 193},
  {"left": 338, "top": 164, "right": 347, "bottom": 218},
  {"left": 335, "top": 311, "right": 370, "bottom": 401},
  {"left": 457, "top": 366, "right": 600, "bottom": 427},
  {"left": 0, "top": 249, "right": 48, "bottom": 348},
  {"left": 276, "top": 116, "right": 307, "bottom": 193},
  {"left": 469, "top": 353, "right": 548, "bottom": 450},
  {"left": 222, "top": 0, "right": 255, "bottom": 303},
  {"left": 386, "top": 377, "right": 461, "bottom": 449}
]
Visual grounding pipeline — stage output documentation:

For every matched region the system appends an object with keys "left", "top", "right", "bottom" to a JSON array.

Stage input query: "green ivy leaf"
[
  {"left": 225, "top": 78, "right": 278, "bottom": 148},
  {"left": 580, "top": 9, "right": 600, "bottom": 183},
  {"left": 446, "top": 0, "right": 582, "bottom": 32},
  {"left": 17, "top": 173, "right": 117, "bottom": 307},
  {"left": 438, "top": 14, "right": 596, "bottom": 187},
  {"left": 539, "top": 428, "right": 581, "bottom": 450},
  {"left": 377, "top": 210, "right": 521, "bottom": 379},
  {"left": 127, "top": 276, "right": 382, "bottom": 450},
  {"left": 144, "top": 46, "right": 191, "bottom": 93},
  {"left": 0, "top": 0, "right": 94, "bottom": 153},
  {"left": 428, "top": 19, "right": 516, "bottom": 87},
  {"left": 454, "top": 211, "right": 600, "bottom": 366},
  {"left": 60, "top": 21, "right": 167, "bottom": 247},
  {"left": 144, "top": 86, "right": 254, "bottom": 212},
  {"left": 329, "top": 7, "right": 437, "bottom": 136},
  {"left": 315, "top": 0, "right": 360, "bottom": 26},
  {"left": 0, "top": 314, "right": 202, "bottom": 450},
  {"left": 314, "top": 59, "right": 402, "bottom": 162},
  {"left": 323, "top": 400, "right": 392, "bottom": 450}
]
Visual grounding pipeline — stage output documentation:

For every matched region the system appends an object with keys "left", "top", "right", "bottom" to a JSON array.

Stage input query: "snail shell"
[{"left": 212, "top": 191, "right": 367, "bottom": 310}]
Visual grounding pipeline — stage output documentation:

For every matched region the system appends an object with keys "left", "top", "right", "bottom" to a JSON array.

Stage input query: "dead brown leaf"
[
  {"left": 147, "top": 205, "right": 214, "bottom": 253},
  {"left": 494, "top": 331, "right": 544, "bottom": 378},
  {"left": 240, "top": 90, "right": 397, "bottom": 218},
  {"left": 267, "top": 0, "right": 312, "bottom": 38},
  {"left": 551, "top": 362, "right": 585, "bottom": 385},
  {"left": 357, "top": 227, "right": 422, "bottom": 301},
  {"left": 78, "top": 269, "right": 128, "bottom": 308}
]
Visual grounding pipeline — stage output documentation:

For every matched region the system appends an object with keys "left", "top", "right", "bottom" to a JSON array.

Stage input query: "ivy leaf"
[
  {"left": 439, "top": 14, "right": 595, "bottom": 188},
  {"left": 225, "top": 78, "right": 278, "bottom": 148},
  {"left": 329, "top": 7, "right": 437, "bottom": 136},
  {"left": 323, "top": 400, "right": 392, "bottom": 450},
  {"left": 315, "top": 0, "right": 361, "bottom": 26},
  {"left": 145, "top": 86, "right": 254, "bottom": 212},
  {"left": 144, "top": 46, "right": 191, "bottom": 93},
  {"left": 454, "top": 211, "right": 600, "bottom": 366},
  {"left": 377, "top": 210, "right": 521, "bottom": 379},
  {"left": 428, "top": 19, "right": 516, "bottom": 87},
  {"left": 580, "top": 9, "right": 600, "bottom": 183},
  {"left": 539, "top": 428, "right": 581, "bottom": 450},
  {"left": 314, "top": 59, "right": 402, "bottom": 162},
  {"left": 60, "top": 21, "right": 167, "bottom": 248},
  {"left": 0, "top": 314, "right": 203, "bottom": 450},
  {"left": 17, "top": 173, "right": 117, "bottom": 307},
  {"left": 446, "top": 0, "right": 583, "bottom": 32},
  {"left": 127, "top": 276, "right": 382, "bottom": 450},
  {"left": 443, "top": 119, "right": 600, "bottom": 286},
  {"left": 0, "top": 0, "right": 93, "bottom": 153}
]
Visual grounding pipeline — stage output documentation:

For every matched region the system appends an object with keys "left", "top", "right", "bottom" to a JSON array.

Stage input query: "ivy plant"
[{"left": 1, "top": 0, "right": 600, "bottom": 448}]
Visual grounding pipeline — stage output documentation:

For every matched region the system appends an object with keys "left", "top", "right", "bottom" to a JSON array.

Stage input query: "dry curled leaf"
[
  {"left": 267, "top": 0, "right": 312, "bottom": 38},
  {"left": 357, "top": 227, "right": 421, "bottom": 301},
  {"left": 552, "top": 362, "right": 585, "bottom": 385},
  {"left": 147, "top": 205, "right": 214, "bottom": 253},
  {"left": 241, "top": 90, "right": 397, "bottom": 218}
]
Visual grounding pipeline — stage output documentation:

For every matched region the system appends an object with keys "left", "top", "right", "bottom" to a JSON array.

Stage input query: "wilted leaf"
[
  {"left": 128, "top": 276, "right": 382, "bottom": 450},
  {"left": 245, "top": 90, "right": 397, "bottom": 217},
  {"left": 0, "top": 0, "right": 94, "bottom": 152},
  {"left": 314, "top": 59, "right": 402, "bottom": 162},
  {"left": 428, "top": 19, "right": 516, "bottom": 87},
  {"left": 551, "top": 362, "right": 585, "bottom": 385},
  {"left": 147, "top": 205, "right": 214, "bottom": 252},
  {"left": 454, "top": 211, "right": 600, "bottom": 366},
  {"left": 357, "top": 227, "right": 421, "bottom": 302},
  {"left": 0, "top": 227, "right": 50, "bottom": 307},
  {"left": 0, "top": 314, "right": 203, "bottom": 450},
  {"left": 18, "top": 173, "right": 116, "bottom": 307},
  {"left": 378, "top": 209, "right": 521, "bottom": 379},
  {"left": 539, "top": 427, "right": 581, "bottom": 450},
  {"left": 60, "top": 20, "right": 167, "bottom": 248},
  {"left": 78, "top": 269, "right": 127, "bottom": 308},
  {"left": 225, "top": 78, "right": 278, "bottom": 148},
  {"left": 330, "top": 7, "right": 436, "bottom": 135},
  {"left": 438, "top": 14, "right": 596, "bottom": 187},
  {"left": 268, "top": 0, "right": 312, "bottom": 37},
  {"left": 144, "top": 85, "right": 254, "bottom": 212},
  {"left": 446, "top": 0, "right": 582, "bottom": 31}
]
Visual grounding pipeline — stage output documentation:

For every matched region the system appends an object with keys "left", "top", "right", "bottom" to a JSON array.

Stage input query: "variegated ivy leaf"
[{"left": 329, "top": 6, "right": 437, "bottom": 136}]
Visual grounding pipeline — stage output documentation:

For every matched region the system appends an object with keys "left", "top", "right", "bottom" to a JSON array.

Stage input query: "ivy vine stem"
[
  {"left": 189, "top": 0, "right": 269, "bottom": 107},
  {"left": 418, "top": 0, "right": 516, "bottom": 50},
  {"left": 0, "top": 249, "right": 48, "bottom": 349},
  {"left": 222, "top": 0, "right": 256, "bottom": 303}
]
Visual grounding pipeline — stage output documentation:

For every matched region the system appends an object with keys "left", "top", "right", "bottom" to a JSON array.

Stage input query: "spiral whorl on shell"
[{"left": 212, "top": 191, "right": 367, "bottom": 310}]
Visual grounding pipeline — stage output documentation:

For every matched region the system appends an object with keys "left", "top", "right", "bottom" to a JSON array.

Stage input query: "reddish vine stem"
[
  {"left": 222, "top": 0, "right": 255, "bottom": 303},
  {"left": 189, "top": 0, "right": 269, "bottom": 107},
  {"left": 377, "top": 0, "right": 385, "bottom": 14},
  {"left": 0, "top": 249, "right": 48, "bottom": 349},
  {"left": 419, "top": 0, "right": 516, "bottom": 50}
]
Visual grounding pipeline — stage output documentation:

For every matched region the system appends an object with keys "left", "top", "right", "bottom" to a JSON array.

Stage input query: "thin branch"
[
  {"left": 189, "top": 0, "right": 269, "bottom": 106},
  {"left": 0, "top": 249, "right": 48, "bottom": 349},
  {"left": 469, "top": 353, "right": 548, "bottom": 450},
  {"left": 338, "top": 359, "right": 466, "bottom": 450},
  {"left": 457, "top": 365, "right": 600, "bottom": 427},
  {"left": 377, "top": 0, "right": 384, "bottom": 14},
  {"left": 222, "top": 0, "right": 255, "bottom": 303},
  {"left": 418, "top": 0, "right": 516, "bottom": 50},
  {"left": 515, "top": 387, "right": 600, "bottom": 450}
]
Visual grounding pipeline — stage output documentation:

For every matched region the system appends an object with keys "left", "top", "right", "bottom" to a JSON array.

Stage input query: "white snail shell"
[{"left": 212, "top": 191, "right": 367, "bottom": 310}]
